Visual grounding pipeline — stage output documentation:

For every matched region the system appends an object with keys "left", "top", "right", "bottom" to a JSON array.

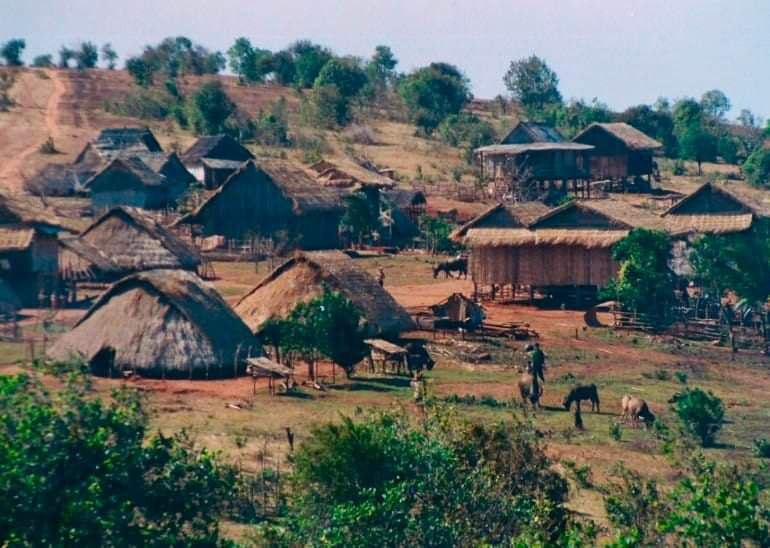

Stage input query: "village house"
[
  {"left": 83, "top": 156, "right": 191, "bottom": 212},
  {"left": 453, "top": 198, "right": 664, "bottom": 305},
  {"left": 176, "top": 160, "right": 344, "bottom": 250},
  {"left": 235, "top": 250, "right": 415, "bottom": 338},
  {"left": 48, "top": 269, "right": 259, "bottom": 378},
  {"left": 72, "top": 206, "right": 201, "bottom": 279},
  {"left": 181, "top": 134, "right": 254, "bottom": 189},
  {"left": 0, "top": 193, "right": 73, "bottom": 306},
  {"left": 499, "top": 121, "right": 566, "bottom": 145},
  {"left": 573, "top": 122, "right": 662, "bottom": 187}
]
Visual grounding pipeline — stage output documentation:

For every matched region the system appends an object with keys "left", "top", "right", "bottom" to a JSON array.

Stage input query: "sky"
[{"left": 2, "top": 0, "right": 769, "bottom": 120}]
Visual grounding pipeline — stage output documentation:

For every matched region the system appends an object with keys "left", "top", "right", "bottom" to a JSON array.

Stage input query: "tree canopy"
[
  {"left": 0, "top": 39, "right": 26, "bottom": 66},
  {"left": 186, "top": 80, "right": 236, "bottom": 135},
  {"left": 398, "top": 62, "right": 471, "bottom": 134},
  {"left": 503, "top": 55, "right": 562, "bottom": 114}
]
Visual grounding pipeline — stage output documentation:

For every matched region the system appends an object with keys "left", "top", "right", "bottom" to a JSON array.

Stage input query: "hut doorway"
[{"left": 90, "top": 346, "right": 116, "bottom": 377}]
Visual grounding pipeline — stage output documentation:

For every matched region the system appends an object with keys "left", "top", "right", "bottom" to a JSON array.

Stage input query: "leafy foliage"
[
  {"left": 186, "top": 80, "right": 236, "bottom": 135},
  {"left": 619, "top": 103, "right": 677, "bottom": 156},
  {"left": 437, "top": 112, "right": 496, "bottom": 162},
  {"left": 226, "top": 37, "right": 271, "bottom": 84},
  {"left": 314, "top": 57, "right": 367, "bottom": 99},
  {"left": 503, "top": 55, "right": 562, "bottom": 114},
  {"left": 673, "top": 98, "right": 717, "bottom": 171},
  {"left": 670, "top": 387, "right": 725, "bottom": 447},
  {"left": 252, "top": 97, "right": 291, "bottom": 146},
  {"left": 398, "top": 62, "right": 471, "bottom": 134},
  {"left": 302, "top": 84, "right": 350, "bottom": 128},
  {"left": 604, "top": 465, "right": 668, "bottom": 546},
  {"left": 340, "top": 192, "right": 375, "bottom": 243},
  {"left": 744, "top": 146, "right": 770, "bottom": 187},
  {"left": 100, "top": 43, "right": 118, "bottom": 69},
  {"left": 288, "top": 40, "right": 333, "bottom": 88},
  {"left": 74, "top": 42, "right": 99, "bottom": 70},
  {"left": 419, "top": 214, "right": 459, "bottom": 255},
  {"left": 700, "top": 89, "right": 731, "bottom": 120},
  {"left": 0, "top": 368, "right": 235, "bottom": 546},
  {"left": 264, "top": 410, "right": 583, "bottom": 546},
  {"left": 0, "top": 38, "right": 26, "bottom": 66},
  {"left": 124, "top": 36, "right": 224, "bottom": 86},
  {"left": 31, "top": 54, "right": 54, "bottom": 68},
  {"left": 58, "top": 46, "right": 75, "bottom": 69},
  {"left": 602, "top": 229, "right": 674, "bottom": 323}
]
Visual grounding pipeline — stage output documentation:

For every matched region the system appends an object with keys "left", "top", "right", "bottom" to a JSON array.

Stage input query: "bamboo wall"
[{"left": 470, "top": 245, "right": 618, "bottom": 287}]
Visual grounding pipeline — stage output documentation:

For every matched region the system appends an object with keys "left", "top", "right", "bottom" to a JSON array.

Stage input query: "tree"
[
  {"left": 0, "top": 368, "right": 235, "bottom": 545},
  {"left": 670, "top": 388, "right": 725, "bottom": 446},
  {"left": 288, "top": 40, "right": 333, "bottom": 88},
  {"left": 227, "top": 37, "right": 270, "bottom": 84},
  {"left": 0, "top": 39, "right": 25, "bottom": 66},
  {"left": 550, "top": 98, "right": 612, "bottom": 137},
  {"left": 100, "top": 42, "right": 118, "bottom": 69},
  {"left": 268, "top": 50, "right": 296, "bottom": 85},
  {"left": 743, "top": 146, "right": 770, "bottom": 187},
  {"left": 341, "top": 192, "right": 375, "bottom": 244},
  {"left": 503, "top": 55, "right": 562, "bottom": 114},
  {"left": 365, "top": 45, "right": 398, "bottom": 99},
  {"left": 31, "top": 54, "right": 53, "bottom": 68},
  {"left": 58, "top": 46, "right": 75, "bottom": 68},
  {"left": 398, "top": 62, "right": 471, "bottom": 134},
  {"left": 186, "top": 80, "right": 236, "bottom": 135},
  {"left": 673, "top": 98, "right": 717, "bottom": 173},
  {"left": 125, "top": 56, "right": 154, "bottom": 87},
  {"left": 737, "top": 108, "right": 759, "bottom": 128},
  {"left": 75, "top": 41, "right": 99, "bottom": 70},
  {"left": 262, "top": 409, "right": 586, "bottom": 546},
  {"left": 314, "top": 57, "right": 367, "bottom": 99},
  {"left": 253, "top": 97, "right": 290, "bottom": 146},
  {"left": 302, "top": 84, "right": 350, "bottom": 128},
  {"left": 420, "top": 214, "right": 459, "bottom": 255},
  {"left": 619, "top": 104, "right": 677, "bottom": 157},
  {"left": 700, "top": 89, "right": 731, "bottom": 120},
  {"left": 602, "top": 229, "right": 674, "bottom": 324},
  {"left": 437, "top": 112, "right": 496, "bottom": 163}
]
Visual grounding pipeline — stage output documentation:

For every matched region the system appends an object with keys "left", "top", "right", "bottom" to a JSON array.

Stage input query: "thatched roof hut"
[
  {"left": 500, "top": 121, "right": 565, "bottom": 145},
  {"left": 78, "top": 207, "right": 200, "bottom": 276},
  {"left": 182, "top": 134, "right": 254, "bottom": 166},
  {"left": 234, "top": 251, "right": 415, "bottom": 337},
  {"left": 48, "top": 269, "right": 258, "bottom": 378},
  {"left": 573, "top": 122, "right": 662, "bottom": 181},
  {"left": 176, "top": 160, "right": 344, "bottom": 249},
  {"left": 474, "top": 142, "right": 593, "bottom": 182},
  {"left": 74, "top": 127, "right": 162, "bottom": 164},
  {"left": 58, "top": 238, "right": 121, "bottom": 282},
  {"left": 456, "top": 199, "right": 663, "bottom": 289}
]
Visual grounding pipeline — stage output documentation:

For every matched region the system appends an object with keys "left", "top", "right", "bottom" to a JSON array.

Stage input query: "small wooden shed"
[
  {"left": 176, "top": 160, "right": 344, "bottom": 250},
  {"left": 573, "top": 123, "right": 662, "bottom": 182},
  {"left": 181, "top": 134, "right": 254, "bottom": 187},
  {"left": 84, "top": 157, "right": 183, "bottom": 212}
]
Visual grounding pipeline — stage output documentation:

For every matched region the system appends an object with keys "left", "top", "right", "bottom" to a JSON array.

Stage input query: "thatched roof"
[
  {"left": 0, "top": 192, "right": 76, "bottom": 232},
  {"left": 25, "top": 163, "right": 95, "bottom": 197},
  {"left": 383, "top": 189, "right": 427, "bottom": 209},
  {"left": 79, "top": 207, "right": 200, "bottom": 273},
  {"left": 500, "top": 121, "right": 565, "bottom": 144},
  {"left": 58, "top": 237, "right": 120, "bottom": 277},
  {"left": 75, "top": 127, "right": 162, "bottom": 163},
  {"left": 475, "top": 142, "right": 594, "bottom": 156},
  {"left": 574, "top": 123, "right": 662, "bottom": 151},
  {"left": 181, "top": 134, "right": 254, "bottom": 165},
  {"left": 464, "top": 228, "right": 628, "bottom": 249},
  {"left": 235, "top": 251, "right": 415, "bottom": 337},
  {"left": 47, "top": 269, "right": 258, "bottom": 378},
  {"left": 664, "top": 181, "right": 770, "bottom": 218},
  {"left": 452, "top": 202, "right": 553, "bottom": 240},
  {"left": 665, "top": 214, "right": 754, "bottom": 236},
  {"left": 0, "top": 226, "right": 35, "bottom": 251},
  {"left": 84, "top": 157, "right": 166, "bottom": 190},
  {"left": 180, "top": 160, "right": 343, "bottom": 222},
  {"left": 572, "top": 200, "right": 667, "bottom": 230}
]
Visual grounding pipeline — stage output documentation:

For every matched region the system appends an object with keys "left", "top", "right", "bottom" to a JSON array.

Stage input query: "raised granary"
[
  {"left": 176, "top": 160, "right": 344, "bottom": 249},
  {"left": 47, "top": 269, "right": 259, "bottom": 378},
  {"left": 234, "top": 250, "right": 415, "bottom": 338},
  {"left": 499, "top": 121, "right": 566, "bottom": 145}
]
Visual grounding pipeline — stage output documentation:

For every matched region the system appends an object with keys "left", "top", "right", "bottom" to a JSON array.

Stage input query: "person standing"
[
  {"left": 528, "top": 342, "right": 546, "bottom": 383},
  {"left": 377, "top": 267, "right": 385, "bottom": 287}
]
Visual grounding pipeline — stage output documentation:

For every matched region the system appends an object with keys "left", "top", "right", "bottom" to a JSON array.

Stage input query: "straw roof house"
[
  {"left": 48, "top": 269, "right": 258, "bottom": 378},
  {"left": 234, "top": 251, "right": 415, "bottom": 337},
  {"left": 456, "top": 199, "right": 664, "bottom": 290},
  {"left": 573, "top": 122, "right": 662, "bottom": 181},
  {"left": 78, "top": 207, "right": 200, "bottom": 276},
  {"left": 475, "top": 142, "right": 593, "bottom": 182},
  {"left": 74, "top": 127, "right": 162, "bottom": 165},
  {"left": 500, "top": 121, "right": 565, "bottom": 145},
  {"left": 176, "top": 160, "right": 344, "bottom": 249},
  {"left": 182, "top": 134, "right": 254, "bottom": 187}
]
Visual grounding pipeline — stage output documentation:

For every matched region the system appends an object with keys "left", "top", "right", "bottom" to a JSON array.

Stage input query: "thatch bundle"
[
  {"left": 235, "top": 251, "right": 415, "bottom": 337},
  {"left": 48, "top": 270, "right": 258, "bottom": 378}
]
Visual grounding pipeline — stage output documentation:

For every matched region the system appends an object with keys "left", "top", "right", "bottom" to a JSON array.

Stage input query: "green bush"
[
  {"left": 262, "top": 410, "right": 582, "bottom": 546},
  {"left": 744, "top": 146, "right": 770, "bottom": 187},
  {"left": 670, "top": 387, "right": 725, "bottom": 446},
  {"left": 419, "top": 214, "right": 459, "bottom": 255},
  {"left": 609, "top": 422, "right": 623, "bottom": 441},
  {"left": 753, "top": 438, "right": 770, "bottom": 459},
  {"left": 104, "top": 89, "right": 175, "bottom": 120},
  {"left": 0, "top": 367, "right": 236, "bottom": 545},
  {"left": 186, "top": 80, "right": 236, "bottom": 135}
]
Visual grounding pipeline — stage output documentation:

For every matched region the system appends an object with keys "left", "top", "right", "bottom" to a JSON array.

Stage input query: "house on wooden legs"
[
  {"left": 499, "top": 121, "right": 566, "bottom": 145},
  {"left": 175, "top": 160, "right": 344, "bottom": 250},
  {"left": 573, "top": 122, "right": 662, "bottom": 190},
  {"left": 453, "top": 199, "right": 665, "bottom": 306}
]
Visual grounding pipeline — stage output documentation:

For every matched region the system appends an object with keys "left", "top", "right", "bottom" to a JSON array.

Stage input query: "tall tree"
[
  {"left": 673, "top": 98, "right": 717, "bottom": 173},
  {"left": 0, "top": 39, "right": 25, "bottom": 66},
  {"left": 503, "top": 55, "right": 562, "bottom": 114},
  {"left": 288, "top": 40, "right": 333, "bottom": 88},
  {"left": 186, "top": 80, "right": 236, "bottom": 135},
  {"left": 700, "top": 89, "right": 731, "bottom": 120},
  {"left": 620, "top": 104, "right": 677, "bottom": 156},
  {"left": 75, "top": 42, "right": 98, "bottom": 69},
  {"left": 398, "top": 62, "right": 471, "bottom": 134},
  {"left": 227, "top": 37, "right": 267, "bottom": 84},
  {"left": 58, "top": 46, "right": 75, "bottom": 69}
]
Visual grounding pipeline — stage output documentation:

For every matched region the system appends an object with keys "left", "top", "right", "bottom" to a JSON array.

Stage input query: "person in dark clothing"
[{"left": 528, "top": 342, "right": 546, "bottom": 383}]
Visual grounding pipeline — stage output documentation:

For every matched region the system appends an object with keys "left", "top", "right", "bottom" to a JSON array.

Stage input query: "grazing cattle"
[
  {"left": 405, "top": 341, "right": 435, "bottom": 375},
  {"left": 563, "top": 384, "right": 600, "bottom": 413},
  {"left": 433, "top": 257, "right": 468, "bottom": 279},
  {"left": 518, "top": 372, "right": 542, "bottom": 408},
  {"left": 620, "top": 395, "right": 655, "bottom": 427}
]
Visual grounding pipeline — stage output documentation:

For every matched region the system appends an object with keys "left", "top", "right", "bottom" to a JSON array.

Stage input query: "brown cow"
[
  {"left": 518, "top": 373, "right": 542, "bottom": 408},
  {"left": 620, "top": 395, "right": 655, "bottom": 427}
]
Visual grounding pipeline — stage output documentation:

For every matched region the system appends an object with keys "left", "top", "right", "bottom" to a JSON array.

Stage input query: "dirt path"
[{"left": 0, "top": 70, "right": 66, "bottom": 191}]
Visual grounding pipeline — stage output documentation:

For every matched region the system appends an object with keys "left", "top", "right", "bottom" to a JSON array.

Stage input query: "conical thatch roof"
[
  {"left": 48, "top": 270, "right": 259, "bottom": 378},
  {"left": 79, "top": 207, "right": 200, "bottom": 275},
  {"left": 235, "top": 251, "right": 415, "bottom": 337}
]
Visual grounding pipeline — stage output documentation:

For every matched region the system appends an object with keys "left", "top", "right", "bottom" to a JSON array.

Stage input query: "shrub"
[
  {"left": 104, "top": 89, "right": 175, "bottom": 120},
  {"left": 31, "top": 54, "right": 53, "bottom": 68},
  {"left": 670, "top": 387, "right": 725, "bottom": 446},
  {"left": 186, "top": 80, "right": 236, "bottom": 135},
  {"left": 604, "top": 464, "right": 668, "bottom": 546},
  {"left": 398, "top": 62, "right": 471, "bottom": 134},
  {"left": 753, "top": 438, "right": 770, "bottom": 459},
  {"left": 264, "top": 410, "right": 581, "bottom": 546},
  {"left": 674, "top": 371, "right": 688, "bottom": 384},
  {"left": 562, "top": 460, "right": 593, "bottom": 488},
  {"left": 419, "top": 214, "right": 459, "bottom": 255},
  {"left": 744, "top": 146, "right": 770, "bottom": 187},
  {"left": 342, "top": 123, "right": 377, "bottom": 145},
  {"left": 0, "top": 367, "right": 236, "bottom": 545},
  {"left": 609, "top": 422, "right": 623, "bottom": 441},
  {"left": 38, "top": 136, "right": 57, "bottom": 154},
  {"left": 672, "top": 159, "right": 686, "bottom": 175},
  {"left": 0, "top": 39, "right": 25, "bottom": 67}
]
